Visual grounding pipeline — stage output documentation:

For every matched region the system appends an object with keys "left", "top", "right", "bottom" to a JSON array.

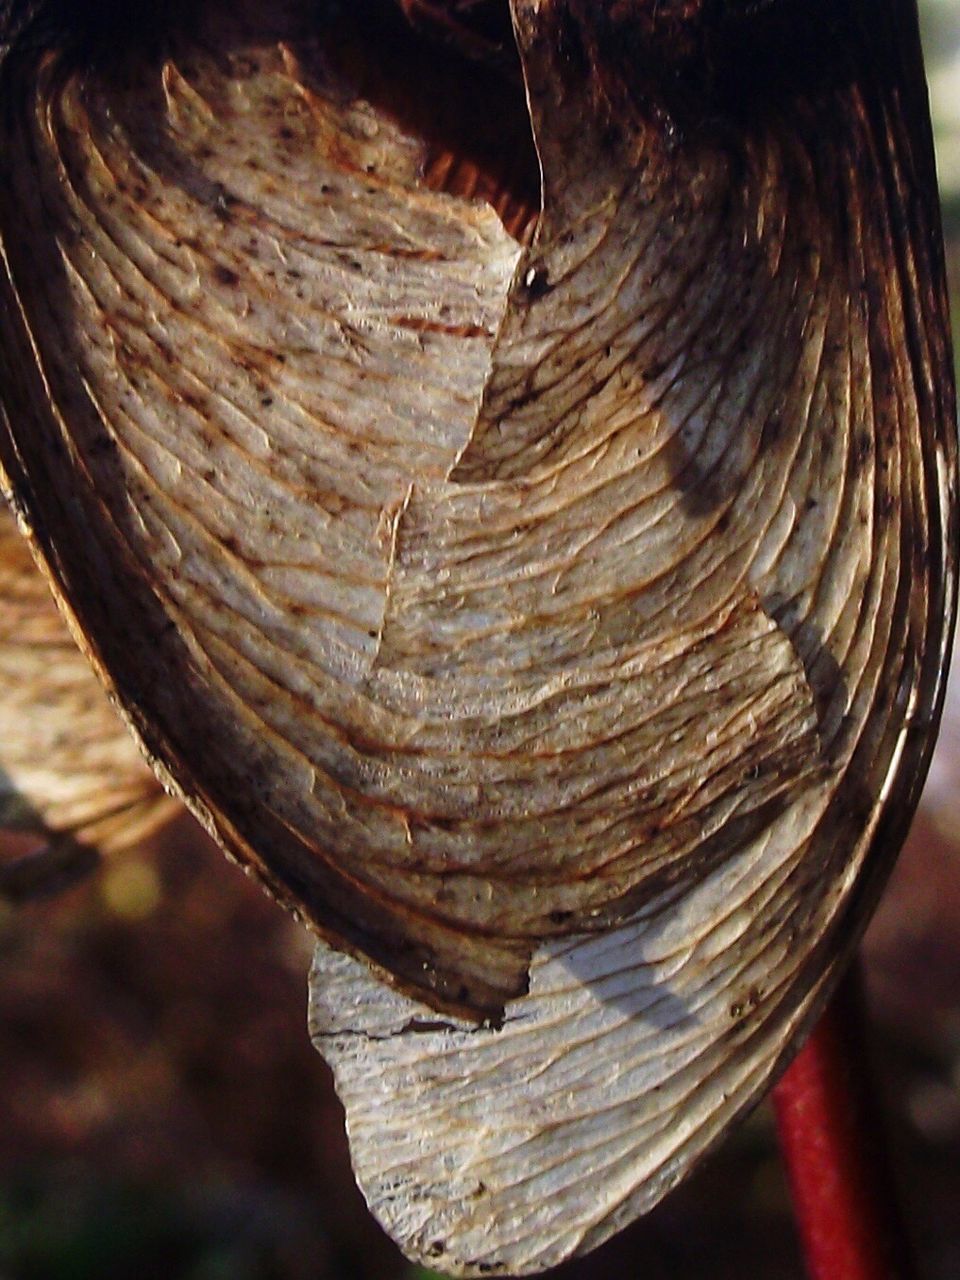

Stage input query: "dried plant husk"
[
  {"left": 0, "top": 0, "right": 955, "bottom": 1273},
  {"left": 0, "top": 503, "right": 177, "bottom": 899}
]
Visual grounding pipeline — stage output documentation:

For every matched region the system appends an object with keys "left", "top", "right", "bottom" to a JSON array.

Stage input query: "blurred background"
[{"left": 3, "top": 5, "right": 960, "bottom": 1278}]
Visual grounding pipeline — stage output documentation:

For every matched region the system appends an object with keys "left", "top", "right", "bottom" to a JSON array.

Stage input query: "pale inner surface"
[
  {"left": 0, "top": 0, "right": 847, "bottom": 1011},
  {"left": 313, "top": 3, "right": 952, "bottom": 1276}
]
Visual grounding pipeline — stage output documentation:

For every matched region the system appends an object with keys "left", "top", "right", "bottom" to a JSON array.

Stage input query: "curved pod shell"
[{"left": 0, "top": 0, "right": 955, "bottom": 1272}]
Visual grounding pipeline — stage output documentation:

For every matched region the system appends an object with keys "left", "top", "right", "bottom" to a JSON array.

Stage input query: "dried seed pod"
[
  {"left": 0, "top": 504, "right": 177, "bottom": 899},
  {"left": 0, "top": 0, "right": 954, "bottom": 1273}
]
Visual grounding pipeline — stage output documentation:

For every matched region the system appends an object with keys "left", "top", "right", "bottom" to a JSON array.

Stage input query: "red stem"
[{"left": 772, "top": 966, "right": 916, "bottom": 1280}]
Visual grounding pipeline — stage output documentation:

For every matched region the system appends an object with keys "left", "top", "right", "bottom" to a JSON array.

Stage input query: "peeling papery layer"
[
  {"left": 309, "top": 786, "right": 833, "bottom": 1276},
  {"left": 0, "top": 0, "right": 955, "bottom": 1272}
]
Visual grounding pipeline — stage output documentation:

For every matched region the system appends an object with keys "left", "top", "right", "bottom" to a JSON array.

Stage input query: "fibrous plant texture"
[{"left": 0, "top": 0, "right": 955, "bottom": 1273}]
